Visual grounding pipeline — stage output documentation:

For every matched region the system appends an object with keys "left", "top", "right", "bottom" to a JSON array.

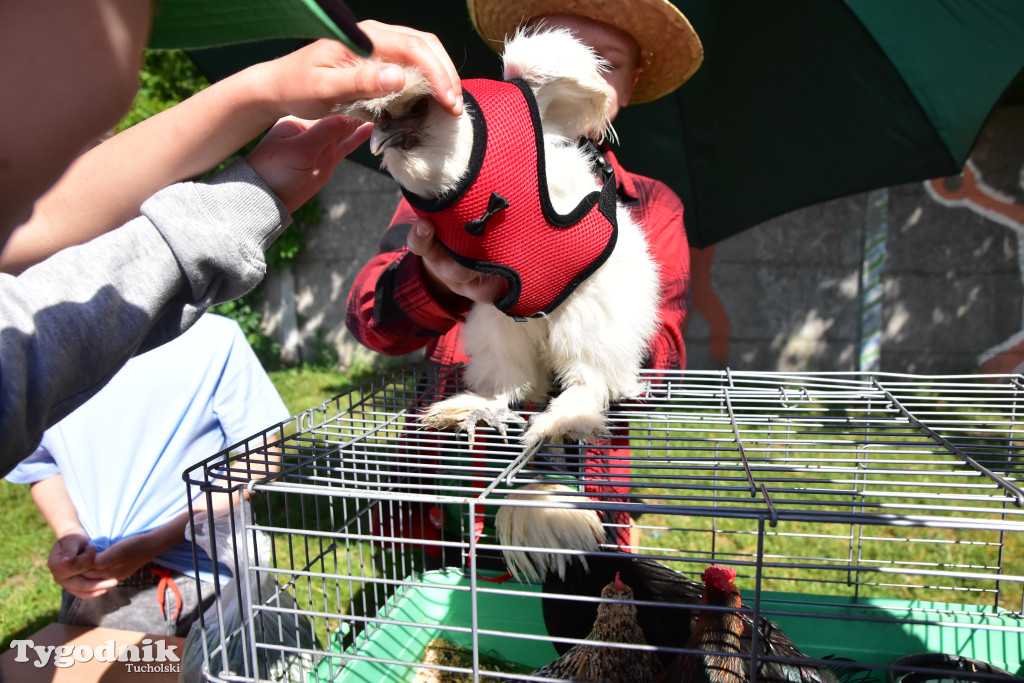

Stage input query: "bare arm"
[
  {"left": 30, "top": 475, "right": 118, "bottom": 598},
  {"left": 31, "top": 475, "right": 223, "bottom": 592},
  {"left": 1, "top": 21, "right": 463, "bottom": 274},
  {"left": 83, "top": 510, "right": 192, "bottom": 584},
  {"left": 31, "top": 475, "right": 87, "bottom": 547}
]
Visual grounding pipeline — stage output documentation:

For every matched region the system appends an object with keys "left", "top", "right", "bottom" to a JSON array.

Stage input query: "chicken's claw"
[
  {"left": 522, "top": 409, "right": 609, "bottom": 450},
  {"left": 419, "top": 393, "right": 525, "bottom": 443}
]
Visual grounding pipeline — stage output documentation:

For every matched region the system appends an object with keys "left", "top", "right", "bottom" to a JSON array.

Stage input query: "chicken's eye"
[{"left": 409, "top": 98, "right": 429, "bottom": 117}]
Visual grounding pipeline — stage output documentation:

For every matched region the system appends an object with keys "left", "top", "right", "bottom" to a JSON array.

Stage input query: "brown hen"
[
  {"left": 522, "top": 572, "right": 662, "bottom": 683},
  {"left": 655, "top": 564, "right": 746, "bottom": 683},
  {"left": 655, "top": 565, "right": 840, "bottom": 683}
]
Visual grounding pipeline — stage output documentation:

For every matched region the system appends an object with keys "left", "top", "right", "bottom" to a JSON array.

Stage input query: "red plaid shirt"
[{"left": 346, "top": 146, "right": 690, "bottom": 371}]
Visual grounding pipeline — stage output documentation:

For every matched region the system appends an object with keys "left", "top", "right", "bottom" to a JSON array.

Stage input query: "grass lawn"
[
  {"left": 0, "top": 478, "right": 61, "bottom": 650},
  {"left": 0, "top": 363, "right": 371, "bottom": 653}
]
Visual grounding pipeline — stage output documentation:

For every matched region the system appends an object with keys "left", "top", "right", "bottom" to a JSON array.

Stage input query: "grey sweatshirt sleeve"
[{"left": 0, "top": 159, "right": 290, "bottom": 472}]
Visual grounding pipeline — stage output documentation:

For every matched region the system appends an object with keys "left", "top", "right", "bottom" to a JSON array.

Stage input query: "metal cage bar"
[{"left": 182, "top": 364, "right": 1024, "bottom": 682}]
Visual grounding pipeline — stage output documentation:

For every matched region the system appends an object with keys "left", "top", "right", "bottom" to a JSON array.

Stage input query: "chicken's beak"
[
  {"left": 368, "top": 97, "right": 431, "bottom": 156},
  {"left": 369, "top": 125, "right": 415, "bottom": 156}
]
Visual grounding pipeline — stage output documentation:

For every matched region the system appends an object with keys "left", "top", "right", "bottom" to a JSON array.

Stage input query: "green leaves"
[{"left": 116, "top": 51, "right": 209, "bottom": 132}]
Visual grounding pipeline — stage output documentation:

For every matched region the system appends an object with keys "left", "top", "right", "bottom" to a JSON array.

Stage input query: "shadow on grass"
[{"left": 1, "top": 610, "right": 61, "bottom": 652}]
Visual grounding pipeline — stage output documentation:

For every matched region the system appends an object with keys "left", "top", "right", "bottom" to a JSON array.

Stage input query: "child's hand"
[
  {"left": 47, "top": 532, "right": 118, "bottom": 599},
  {"left": 246, "top": 115, "right": 372, "bottom": 213},
  {"left": 254, "top": 25, "right": 462, "bottom": 123},
  {"left": 85, "top": 532, "right": 164, "bottom": 584},
  {"left": 358, "top": 20, "right": 463, "bottom": 116}
]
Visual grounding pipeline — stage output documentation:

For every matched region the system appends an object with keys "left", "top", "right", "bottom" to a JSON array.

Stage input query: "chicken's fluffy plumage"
[
  {"left": 495, "top": 482, "right": 605, "bottom": 583},
  {"left": 346, "top": 27, "right": 660, "bottom": 448},
  {"left": 518, "top": 573, "right": 662, "bottom": 683},
  {"left": 344, "top": 64, "right": 473, "bottom": 199},
  {"left": 501, "top": 27, "right": 614, "bottom": 144},
  {"left": 495, "top": 492, "right": 841, "bottom": 682}
]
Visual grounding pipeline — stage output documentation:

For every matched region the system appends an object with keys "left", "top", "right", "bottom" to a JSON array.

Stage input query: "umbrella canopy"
[
  {"left": 614, "top": 0, "right": 1024, "bottom": 246},
  {"left": 189, "top": 0, "right": 1024, "bottom": 247}
]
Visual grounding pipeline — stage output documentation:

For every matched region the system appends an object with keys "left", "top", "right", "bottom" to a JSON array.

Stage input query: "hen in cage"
[
  {"left": 509, "top": 572, "right": 661, "bottom": 683},
  {"left": 183, "top": 364, "right": 1024, "bottom": 682},
  {"left": 495, "top": 488, "right": 836, "bottom": 681},
  {"left": 655, "top": 564, "right": 748, "bottom": 683}
]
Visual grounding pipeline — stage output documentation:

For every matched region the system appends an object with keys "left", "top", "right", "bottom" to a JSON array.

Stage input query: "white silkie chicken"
[{"left": 345, "top": 27, "right": 660, "bottom": 448}]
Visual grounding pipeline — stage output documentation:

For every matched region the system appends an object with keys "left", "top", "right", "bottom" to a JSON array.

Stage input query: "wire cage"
[{"left": 182, "top": 362, "right": 1024, "bottom": 682}]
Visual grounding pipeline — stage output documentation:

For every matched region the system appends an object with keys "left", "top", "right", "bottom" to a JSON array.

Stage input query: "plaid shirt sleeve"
[
  {"left": 624, "top": 172, "right": 691, "bottom": 372},
  {"left": 345, "top": 199, "right": 471, "bottom": 356}
]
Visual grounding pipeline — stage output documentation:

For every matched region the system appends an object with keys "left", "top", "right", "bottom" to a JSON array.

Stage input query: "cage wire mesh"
[{"left": 183, "top": 363, "right": 1024, "bottom": 682}]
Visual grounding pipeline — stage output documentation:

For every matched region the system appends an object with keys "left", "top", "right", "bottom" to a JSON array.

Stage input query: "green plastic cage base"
[
  {"left": 314, "top": 570, "right": 552, "bottom": 682},
  {"left": 313, "top": 570, "right": 1024, "bottom": 682}
]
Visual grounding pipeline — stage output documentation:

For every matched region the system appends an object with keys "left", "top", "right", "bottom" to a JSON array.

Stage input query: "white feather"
[
  {"left": 502, "top": 26, "right": 613, "bottom": 143},
  {"left": 495, "top": 483, "right": 605, "bottom": 583},
  {"left": 341, "top": 64, "right": 434, "bottom": 122},
  {"left": 343, "top": 65, "right": 474, "bottom": 198}
]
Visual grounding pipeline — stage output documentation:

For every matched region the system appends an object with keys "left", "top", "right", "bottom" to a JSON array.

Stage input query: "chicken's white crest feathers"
[
  {"left": 342, "top": 61, "right": 473, "bottom": 199},
  {"left": 502, "top": 27, "right": 612, "bottom": 143},
  {"left": 341, "top": 64, "right": 434, "bottom": 122}
]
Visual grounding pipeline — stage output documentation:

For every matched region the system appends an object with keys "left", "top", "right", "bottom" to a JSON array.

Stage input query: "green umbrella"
[
  {"left": 613, "top": 0, "right": 1024, "bottom": 246},
  {"left": 189, "top": 0, "right": 1024, "bottom": 247}
]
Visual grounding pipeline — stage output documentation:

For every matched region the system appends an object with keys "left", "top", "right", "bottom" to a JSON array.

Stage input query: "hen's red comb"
[
  {"left": 702, "top": 565, "right": 738, "bottom": 586},
  {"left": 613, "top": 572, "right": 625, "bottom": 591}
]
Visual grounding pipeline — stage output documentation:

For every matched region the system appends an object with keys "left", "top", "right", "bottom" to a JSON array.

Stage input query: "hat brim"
[
  {"left": 467, "top": 0, "right": 703, "bottom": 103},
  {"left": 149, "top": 0, "right": 372, "bottom": 56}
]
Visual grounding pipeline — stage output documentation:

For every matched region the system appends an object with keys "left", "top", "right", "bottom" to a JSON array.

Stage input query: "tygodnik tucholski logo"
[{"left": 8, "top": 637, "right": 181, "bottom": 672}]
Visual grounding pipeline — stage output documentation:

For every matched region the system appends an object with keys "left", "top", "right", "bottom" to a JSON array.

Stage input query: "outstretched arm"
[{"left": 1, "top": 22, "right": 463, "bottom": 274}]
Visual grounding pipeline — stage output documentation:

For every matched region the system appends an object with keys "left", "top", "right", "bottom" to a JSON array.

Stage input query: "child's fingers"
[
  {"left": 64, "top": 575, "right": 119, "bottom": 599},
  {"left": 318, "top": 62, "right": 411, "bottom": 109},
  {"left": 357, "top": 21, "right": 463, "bottom": 115},
  {"left": 264, "top": 115, "right": 364, "bottom": 160},
  {"left": 407, "top": 220, "right": 436, "bottom": 256},
  {"left": 335, "top": 121, "right": 373, "bottom": 158}
]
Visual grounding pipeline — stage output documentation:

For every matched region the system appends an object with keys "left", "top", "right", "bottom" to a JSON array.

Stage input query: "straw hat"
[{"left": 467, "top": 0, "right": 703, "bottom": 103}]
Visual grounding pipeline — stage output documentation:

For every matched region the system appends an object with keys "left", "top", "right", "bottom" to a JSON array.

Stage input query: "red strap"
[{"left": 151, "top": 566, "right": 183, "bottom": 622}]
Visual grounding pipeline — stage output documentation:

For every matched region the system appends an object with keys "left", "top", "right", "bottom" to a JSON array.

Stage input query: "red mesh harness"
[{"left": 404, "top": 78, "right": 618, "bottom": 319}]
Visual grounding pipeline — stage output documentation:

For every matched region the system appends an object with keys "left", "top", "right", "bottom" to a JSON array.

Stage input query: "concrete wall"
[
  {"left": 261, "top": 155, "right": 405, "bottom": 369},
  {"left": 262, "top": 104, "right": 1024, "bottom": 376}
]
